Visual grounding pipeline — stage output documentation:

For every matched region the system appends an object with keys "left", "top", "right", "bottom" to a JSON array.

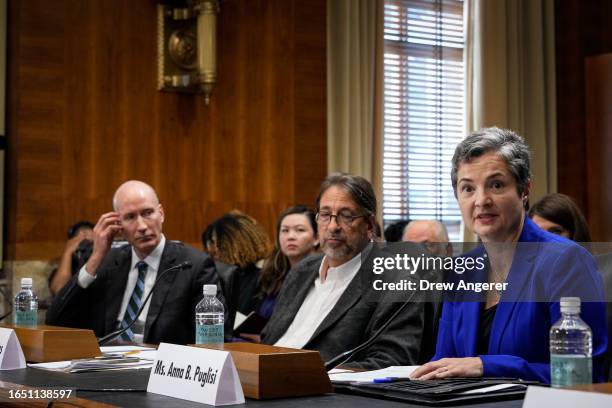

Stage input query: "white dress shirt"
[
  {"left": 78, "top": 235, "right": 166, "bottom": 343},
  {"left": 274, "top": 251, "right": 362, "bottom": 349}
]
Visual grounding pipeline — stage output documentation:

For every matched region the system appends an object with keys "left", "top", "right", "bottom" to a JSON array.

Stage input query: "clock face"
[{"left": 168, "top": 29, "right": 198, "bottom": 70}]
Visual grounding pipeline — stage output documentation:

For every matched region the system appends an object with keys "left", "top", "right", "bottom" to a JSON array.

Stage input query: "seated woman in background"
[
  {"left": 530, "top": 192, "right": 612, "bottom": 381},
  {"left": 202, "top": 212, "right": 272, "bottom": 327},
  {"left": 529, "top": 193, "right": 591, "bottom": 242},
  {"left": 411, "top": 127, "right": 607, "bottom": 383},
  {"left": 258, "top": 205, "right": 318, "bottom": 319}
]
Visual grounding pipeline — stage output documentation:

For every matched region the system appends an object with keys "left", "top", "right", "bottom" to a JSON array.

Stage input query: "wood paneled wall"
[
  {"left": 555, "top": 0, "right": 612, "bottom": 240},
  {"left": 5, "top": 0, "right": 327, "bottom": 260},
  {"left": 585, "top": 54, "right": 612, "bottom": 241}
]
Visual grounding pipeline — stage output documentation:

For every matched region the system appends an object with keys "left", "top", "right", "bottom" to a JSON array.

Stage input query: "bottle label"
[
  {"left": 15, "top": 310, "right": 37, "bottom": 327},
  {"left": 195, "top": 323, "right": 224, "bottom": 344},
  {"left": 550, "top": 354, "right": 592, "bottom": 387}
]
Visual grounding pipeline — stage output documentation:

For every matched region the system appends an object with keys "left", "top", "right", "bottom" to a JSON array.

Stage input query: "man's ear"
[
  {"left": 366, "top": 215, "right": 376, "bottom": 234},
  {"left": 158, "top": 204, "right": 165, "bottom": 224}
]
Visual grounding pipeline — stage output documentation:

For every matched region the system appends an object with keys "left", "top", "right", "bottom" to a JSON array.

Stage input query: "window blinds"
[{"left": 383, "top": 0, "right": 465, "bottom": 240}]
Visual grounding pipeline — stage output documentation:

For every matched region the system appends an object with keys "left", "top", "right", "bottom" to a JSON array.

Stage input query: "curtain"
[
  {"left": 327, "top": 0, "right": 384, "bottom": 219},
  {"left": 465, "top": 0, "right": 558, "bottom": 203}
]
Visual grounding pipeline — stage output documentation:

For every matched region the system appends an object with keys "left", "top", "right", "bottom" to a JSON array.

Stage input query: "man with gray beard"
[{"left": 261, "top": 173, "right": 429, "bottom": 369}]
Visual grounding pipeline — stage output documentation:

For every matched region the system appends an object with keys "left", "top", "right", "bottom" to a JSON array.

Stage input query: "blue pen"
[
  {"left": 373, "top": 377, "right": 397, "bottom": 383},
  {"left": 372, "top": 377, "right": 411, "bottom": 383}
]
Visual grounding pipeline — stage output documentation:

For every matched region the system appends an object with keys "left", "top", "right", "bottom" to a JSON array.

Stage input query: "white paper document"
[
  {"left": 29, "top": 359, "right": 153, "bottom": 372},
  {"left": 100, "top": 345, "right": 157, "bottom": 361},
  {"left": 328, "top": 366, "right": 419, "bottom": 383},
  {"left": 100, "top": 345, "right": 155, "bottom": 353},
  {"left": 0, "top": 328, "right": 26, "bottom": 370},
  {"left": 462, "top": 383, "right": 526, "bottom": 394},
  {"left": 29, "top": 346, "right": 155, "bottom": 373}
]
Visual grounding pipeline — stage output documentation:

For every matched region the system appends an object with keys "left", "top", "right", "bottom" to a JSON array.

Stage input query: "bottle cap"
[
  {"left": 203, "top": 284, "right": 217, "bottom": 296},
  {"left": 21, "top": 277, "right": 33, "bottom": 286},
  {"left": 560, "top": 297, "right": 581, "bottom": 313}
]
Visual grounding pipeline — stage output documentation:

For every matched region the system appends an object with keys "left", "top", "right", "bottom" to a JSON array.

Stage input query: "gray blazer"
[{"left": 261, "top": 252, "right": 431, "bottom": 370}]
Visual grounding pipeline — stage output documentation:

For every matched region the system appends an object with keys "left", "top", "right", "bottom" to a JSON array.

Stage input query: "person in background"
[
  {"left": 529, "top": 194, "right": 609, "bottom": 379},
  {"left": 402, "top": 220, "right": 453, "bottom": 257},
  {"left": 202, "top": 212, "right": 272, "bottom": 327},
  {"left": 411, "top": 127, "right": 607, "bottom": 383},
  {"left": 49, "top": 221, "right": 94, "bottom": 296},
  {"left": 384, "top": 219, "right": 410, "bottom": 242},
  {"left": 262, "top": 173, "right": 428, "bottom": 369},
  {"left": 259, "top": 205, "right": 318, "bottom": 319},
  {"left": 47, "top": 180, "right": 222, "bottom": 344},
  {"left": 401, "top": 219, "right": 451, "bottom": 360},
  {"left": 529, "top": 193, "right": 592, "bottom": 242}
]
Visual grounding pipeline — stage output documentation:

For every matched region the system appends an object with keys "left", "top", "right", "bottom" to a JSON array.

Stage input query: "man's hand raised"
[{"left": 84, "top": 212, "right": 123, "bottom": 277}]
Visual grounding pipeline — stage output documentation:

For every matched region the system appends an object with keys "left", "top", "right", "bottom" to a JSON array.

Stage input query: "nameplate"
[
  {"left": 147, "top": 343, "right": 244, "bottom": 406},
  {"left": 0, "top": 328, "right": 26, "bottom": 370},
  {"left": 523, "top": 385, "right": 612, "bottom": 408}
]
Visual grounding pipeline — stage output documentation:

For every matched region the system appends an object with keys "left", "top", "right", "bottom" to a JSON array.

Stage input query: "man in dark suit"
[
  {"left": 46, "top": 180, "right": 222, "bottom": 345},
  {"left": 261, "top": 173, "right": 429, "bottom": 369}
]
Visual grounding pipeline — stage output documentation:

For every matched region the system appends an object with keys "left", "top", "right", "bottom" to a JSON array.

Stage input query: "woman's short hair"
[
  {"left": 202, "top": 211, "right": 272, "bottom": 268},
  {"left": 451, "top": 127, "right": 532, "bottom": 198},
  {"left": 529, "top": 193, "right": 592, "bottom": 242}
]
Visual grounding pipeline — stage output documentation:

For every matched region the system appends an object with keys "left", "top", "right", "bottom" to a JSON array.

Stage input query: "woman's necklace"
[{"left": 485, "top": 250, "right": 511, "bottom": 299}]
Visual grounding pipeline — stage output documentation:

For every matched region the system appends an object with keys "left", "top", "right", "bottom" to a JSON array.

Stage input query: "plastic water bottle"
[
  {"left": 14, "top": 278, "right": 38, "bottom": 327},
  {"left": 550, "top": 297, "right": 592, "bottom": 387},
  {"left": 195, "top": 284, "right": 224, "bottom": 344}
]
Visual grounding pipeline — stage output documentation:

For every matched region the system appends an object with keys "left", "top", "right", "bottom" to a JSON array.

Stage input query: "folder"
[{"left": 334, "top": 377, "right": 540, "bottom": 406}]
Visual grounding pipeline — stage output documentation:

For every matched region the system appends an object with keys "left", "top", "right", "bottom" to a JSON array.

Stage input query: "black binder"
[
  {"left": 333, "top": 377, "right": 541, "bottom": 406},
  {"left": 234, "top": 311, "right": 269, "bottom": 336}
]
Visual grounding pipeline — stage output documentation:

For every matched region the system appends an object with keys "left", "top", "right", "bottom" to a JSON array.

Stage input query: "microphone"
[
  {"left": 323, "top": 248, "right": 440, "bottom": 371},
  {"left": 323, "top": 286, "right": 420, "bottom": 371},
  {"left": 323, "top": 244, "right": 447, "bottom": 370},
  {"left": 97, "top": 261, "right": 192, "bottom": 346}
]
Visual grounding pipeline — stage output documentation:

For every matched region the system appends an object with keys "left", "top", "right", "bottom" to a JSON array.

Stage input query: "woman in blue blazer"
[{"left": 411, "top": 127, "right": 607, "bottom": 383}]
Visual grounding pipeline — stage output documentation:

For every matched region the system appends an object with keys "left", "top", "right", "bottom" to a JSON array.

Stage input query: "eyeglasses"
[{"left": 316, "top": 211, "right": 367, "bottom": 227}]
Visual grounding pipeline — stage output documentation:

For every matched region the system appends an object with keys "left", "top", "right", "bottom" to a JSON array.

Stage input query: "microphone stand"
[
  {"left": 323, "top": 252, "right": 439, "bottom": 372},
  {"left": 324, "top": 287, "right": 420, "bottom": 371},
  {"left": 97, "top": 261, "right": 192, "bottom": 346}
]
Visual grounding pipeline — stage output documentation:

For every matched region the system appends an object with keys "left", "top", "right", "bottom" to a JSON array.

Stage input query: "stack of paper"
[
  {"left": 99, "top": 345, "right": 157, "bottom": 361},
  {"left": 29, "top": 345, "right": 157, "bottom": 373}
]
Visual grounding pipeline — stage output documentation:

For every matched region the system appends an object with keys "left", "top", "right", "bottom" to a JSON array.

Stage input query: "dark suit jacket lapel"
[
  {"left": 104, "top": 247, "right": 132, "bottom": 333},
  {"left": 144, "top": 241, "right": 180, "bottom": 338},
  {"left": 267, "top": 263, "right": 320, "bottom": 343}
]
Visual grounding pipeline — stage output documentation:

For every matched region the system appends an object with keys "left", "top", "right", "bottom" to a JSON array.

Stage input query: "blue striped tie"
[{"left": 120, "top": 261, "right": 148, "bottom": 342}]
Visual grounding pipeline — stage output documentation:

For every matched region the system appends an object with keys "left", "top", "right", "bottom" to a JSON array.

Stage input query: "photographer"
[{"left": 48, "top": 221, "right": 94, "bottom": 296}]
